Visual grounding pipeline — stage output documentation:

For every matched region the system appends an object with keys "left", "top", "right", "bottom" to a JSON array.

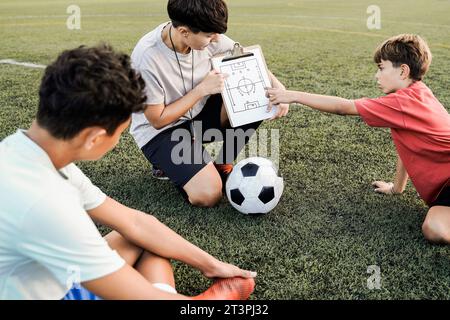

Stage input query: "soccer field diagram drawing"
[
  {"left": 220, "top": 58, "right": 270, "bottom": 114},
  {"left": 211, "top": 45, "right": 277, "bottom": 127}
]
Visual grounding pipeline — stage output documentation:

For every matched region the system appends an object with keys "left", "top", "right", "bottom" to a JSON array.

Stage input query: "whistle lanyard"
[{"left": 169, "top": 25, "right": 196, "bottom": 140}]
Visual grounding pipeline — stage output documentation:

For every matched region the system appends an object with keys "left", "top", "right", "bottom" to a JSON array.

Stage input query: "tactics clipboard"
[{"left": 211, "top": 43, "right": 276, "bottom": 127}]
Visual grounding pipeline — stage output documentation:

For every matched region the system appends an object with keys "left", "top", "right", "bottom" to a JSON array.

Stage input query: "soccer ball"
[{"left": 225, "top": 157, "right": 284, "bottom": 214}]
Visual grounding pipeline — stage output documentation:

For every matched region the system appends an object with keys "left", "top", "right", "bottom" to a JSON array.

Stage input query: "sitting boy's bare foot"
[{"left": 192, "top": 277, "right": 255, "bottom": 300}]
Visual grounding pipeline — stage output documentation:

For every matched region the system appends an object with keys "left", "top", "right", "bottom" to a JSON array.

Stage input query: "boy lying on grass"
[
  {"left": 267, "top": 34, "right": 450, "bottom": 244},
  {"left": 0, "top": 44, "right": 255, "bottom": 300}
]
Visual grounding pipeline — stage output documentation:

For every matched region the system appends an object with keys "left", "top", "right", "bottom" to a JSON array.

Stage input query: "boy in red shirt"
[{"left": 267, "top": 34, "right": 450, "bottom": 244}]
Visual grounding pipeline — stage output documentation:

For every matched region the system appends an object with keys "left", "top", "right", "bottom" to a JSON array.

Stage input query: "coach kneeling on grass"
[
  {"left": 0, "top": 44, "right": 256, "bottom": 300},
  {"left": 129, "top": 0, "right": 289, "bottom": 208}
]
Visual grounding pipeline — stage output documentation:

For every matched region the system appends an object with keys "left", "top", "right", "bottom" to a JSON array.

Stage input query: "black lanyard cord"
[{"left": 169, "top": 25, "right": 196, "bottom": 139}]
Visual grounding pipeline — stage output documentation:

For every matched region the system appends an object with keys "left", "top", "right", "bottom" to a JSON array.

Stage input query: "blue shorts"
[
  {"left": 63, "top": 285, "right": 102, "bottom": 300},
  {"left": 62, "top": 282, "right": 177, "bottom": 300}
]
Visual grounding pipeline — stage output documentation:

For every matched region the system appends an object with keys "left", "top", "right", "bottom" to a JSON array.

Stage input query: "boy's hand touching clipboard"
[{"left": 211, "top": 43, "right": 277, "bottom": 127}]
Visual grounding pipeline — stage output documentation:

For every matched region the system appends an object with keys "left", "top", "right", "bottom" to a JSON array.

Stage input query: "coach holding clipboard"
[{"left": 129, "top": 0, "right": 289, "bottom": 208}]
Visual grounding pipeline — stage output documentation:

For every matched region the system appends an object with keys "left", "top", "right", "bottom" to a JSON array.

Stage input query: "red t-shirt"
[{"left": 354, "top": 81, "right": 450, "bottom": 206}]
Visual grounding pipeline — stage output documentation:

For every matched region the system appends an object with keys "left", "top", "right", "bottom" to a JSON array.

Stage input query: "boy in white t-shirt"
[{"left": 0, "top": 44, "right": 255, "bottom": 300}]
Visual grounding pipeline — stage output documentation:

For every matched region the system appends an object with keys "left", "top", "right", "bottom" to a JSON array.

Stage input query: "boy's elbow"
[
  {"left": 335, "top": 104, "right": 349, "bottom": 116},
  {"left": 148, "top": 117, "right": 165, "bottom": 130},
  {"left": 126, "top": 210, "right": 159, "bottom": 239},
  {"left": 144, "top": 107, "right": 165, "bottom": 130},
  {"left": 336, "top": 100, "right": 358, "bottom": 116},
  {"left": 151, "top": 121, "right": 163, "bottom": 130},
  {"left": 335, "top": 105, "right": 347, "bottom": 116}
]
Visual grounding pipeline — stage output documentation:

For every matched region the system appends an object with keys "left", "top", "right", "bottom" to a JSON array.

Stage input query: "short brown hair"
[
  {"left": 374, "top": 34, "right": 432, "bottom": 81},
  {"left": 167, "top": 0, "right": 228, "bottom": 34}
]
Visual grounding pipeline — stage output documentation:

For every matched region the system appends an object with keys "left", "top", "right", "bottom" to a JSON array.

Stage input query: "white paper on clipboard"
[{"left": 211, "top": 44, "right": 276, "bottom": 127}]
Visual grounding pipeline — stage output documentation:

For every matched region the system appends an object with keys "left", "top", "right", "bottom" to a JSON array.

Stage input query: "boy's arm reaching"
[
  {"left": 372, "top": 155, "right": 409, "bottom": 195},
  {"left": 87, "top": 197, "right": 256, "bottom": 280},
  {"left": 266, "top": 88, "right": 359, "bottom": 116}
]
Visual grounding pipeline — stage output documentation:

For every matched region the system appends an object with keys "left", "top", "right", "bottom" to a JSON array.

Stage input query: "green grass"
[{"left": 1, "top": 0, "right": 449, "bottom": 299}]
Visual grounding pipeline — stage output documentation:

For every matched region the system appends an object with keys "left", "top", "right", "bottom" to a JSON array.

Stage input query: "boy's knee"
[
  {"left": 421, "top": 218, "right": 450, "bottom": 244},
  {"left": 188, "top": 187, "right": 222, "bottom": 208}
]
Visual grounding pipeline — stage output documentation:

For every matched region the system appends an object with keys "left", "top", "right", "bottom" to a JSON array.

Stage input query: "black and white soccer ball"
[{"left": 225, "top": 157, "right": 284, "bottom": 214}]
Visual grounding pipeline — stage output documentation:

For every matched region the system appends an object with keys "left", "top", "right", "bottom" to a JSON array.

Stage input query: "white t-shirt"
[
  {"left": 130, "top": 22, "right": 236, "bottom": 148},
  {"left": 0, "top": 130, "right": 125, "bottom": 300}
]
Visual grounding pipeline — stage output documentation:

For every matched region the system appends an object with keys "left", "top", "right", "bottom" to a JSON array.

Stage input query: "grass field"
[{"left": 1, "top": 0, "right": 449, "bottom": 299}]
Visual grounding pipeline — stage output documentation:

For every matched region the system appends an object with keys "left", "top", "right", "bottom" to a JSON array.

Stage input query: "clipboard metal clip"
[{"left": 222, "top": 43, "right": 254, "bottom": 62}]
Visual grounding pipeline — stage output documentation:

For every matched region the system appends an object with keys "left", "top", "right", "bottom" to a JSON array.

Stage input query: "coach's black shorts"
[
  {"left": 141, "top": 94, "right": 261, "bottom": 190},
  {"left": 430, "top": 185, "right": 450, "bottom": 207}
]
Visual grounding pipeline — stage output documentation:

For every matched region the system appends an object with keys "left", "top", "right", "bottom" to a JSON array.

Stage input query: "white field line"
[
  {"left": 0, "top": 59, "right": 46, "bottom": 69},
  {"left": 0, "top": 13, "right": 449, "bottom": 29},
  {"left": 1, "top": 13, "right": 448, "bottom": 70},
  {"left": 0, "top": 13, "right": 165, "bottom": 20},
  {"left": 229, "top": 22, "right": 450, "bottom": 49},
  {"left": 234, "top": 13, "right": 450, "bottom": 29}
]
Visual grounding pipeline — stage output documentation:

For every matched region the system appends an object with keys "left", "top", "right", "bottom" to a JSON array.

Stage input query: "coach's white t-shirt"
[
  {"left": 130, "top": 22, "right": 235, "bottom": 148},
  {"left": 0, "top": 130, "right": 125, "bottom": 300}
]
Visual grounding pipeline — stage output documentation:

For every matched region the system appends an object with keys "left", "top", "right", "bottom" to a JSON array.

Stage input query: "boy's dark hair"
[
  {"left": 374, "top": 34, "right": 432, "bottom": 81},
  {"left": 167, "top": 0, "right": 228, "bottom": 34},
  {"left": 37, "top": 44, "right": 146, "bottom": 140}
]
